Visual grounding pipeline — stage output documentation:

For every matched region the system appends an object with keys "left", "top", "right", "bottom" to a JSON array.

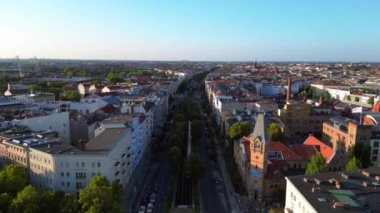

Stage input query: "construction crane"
[{"left": 15, "top": 55, "right": 24, "bottom": 77}]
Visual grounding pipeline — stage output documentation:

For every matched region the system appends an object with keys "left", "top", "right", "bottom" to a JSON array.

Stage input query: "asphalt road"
[{"left": 196, "top": 93, "right": 230, "bottom": 213}]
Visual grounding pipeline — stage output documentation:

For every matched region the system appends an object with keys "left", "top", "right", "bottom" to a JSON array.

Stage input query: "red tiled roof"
[
  {"left": 372, "top": 102, "right": 380, "bottom": 112},
  {"left": 303, "top": 136, "right": 334, "bottom": 161},
  {"left": 268, "top": 142, "right": 303, "bottom": 161},
  {"left": 291, "top": 144, "right": 317, "bottom": 161}
]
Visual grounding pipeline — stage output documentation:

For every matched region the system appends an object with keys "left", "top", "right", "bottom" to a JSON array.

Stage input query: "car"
[
  {"left": 150, "top": 193, "right": 156, "bottom": 199},
  {"left": 150, "top": 198, "right": 156, "bottom": 203},
  {"left": 146, "top": 203, "right": 154, "bottom": 213},
  {"left": 138, "top": 205, "right": 145, "bottom": 213},
  {"left": 154, "top": 183, "right": 159, "bottom": 192},
  {"left": 214, "top": 178, "right": 221, "bottom": 184}
]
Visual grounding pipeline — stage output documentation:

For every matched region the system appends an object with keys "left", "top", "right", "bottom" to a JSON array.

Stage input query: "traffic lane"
[{"left": 199, "top": 119, "right": 229, "bottom": 213}]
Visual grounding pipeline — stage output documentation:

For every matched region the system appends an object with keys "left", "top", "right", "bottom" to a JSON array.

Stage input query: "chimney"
[
  {"left": 286, "top": 78, "right": 292, "bottom": 103},
  {"left": 78, "top": 139, "right": 85, "bottom": 151}
]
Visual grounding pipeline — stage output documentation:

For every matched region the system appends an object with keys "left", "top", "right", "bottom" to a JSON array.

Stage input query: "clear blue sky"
[{"left": 1, "top": 0, "right": 379, "bottom": 61}]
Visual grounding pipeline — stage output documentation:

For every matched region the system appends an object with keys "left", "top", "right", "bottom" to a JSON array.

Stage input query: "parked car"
[
  {"left": 146, "top": 203, "right": 154, "bottom": 213},
  {"left": 138, "top": 205, "right": 145, "bottom": 213},
  {"left": 214, "top": 178, "right": 221, "bottom": 184},
  {"left": 154, "top": 183, "right": 159, "bottom": 193}
]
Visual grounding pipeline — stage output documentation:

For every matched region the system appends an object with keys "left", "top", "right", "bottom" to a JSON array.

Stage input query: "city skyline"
[{"left": 1, "top": 0, "right": 380, "bottom": 61}]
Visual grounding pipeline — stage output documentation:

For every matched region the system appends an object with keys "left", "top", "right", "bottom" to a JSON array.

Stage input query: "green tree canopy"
[
  {"left": 229, "top": 121, "right": 253, "bottom": 140},
  {"left": 168, "top": 146, "right": 183, "bottom": 174},
  {"left": 305, "top": 153, "right": 327, "bottom": 175},
  {"left": 0, "top": 164, "right": 27, "bottom": 195},
  {"left": 63, "top": 90, "right": 80, "bottom": 102},
  {"left": 8, "top": 185, "right": 41, "bottom": 213},
  {"left": 0, "top": 193, "right": 12, "bottom": 213},
  {"left": 268, "top": 123, "right": 282, "bottom": 141},
  {"left": 354, "top": 97, "right": 360, "bottom": 102},
  {"left": 185, "top": 154, "right": 206, "bottom": 181},
  {"left": 346, "top": 156, "right": 362, "bottom": 171},
  {"left": 79, "top": 176, "right": 124, "bottom": 213},
  {"left": 368, "top": 97, "right": 375, "bottom": 105},
  {"left": 191, "top": 120, "right": 202, "bottom": 143},
  {"left": 60, "top": 193, "right": 81, "bottom": 213},
  {"left": 351, "top": 143, "right": 371, "bottom": 168}
]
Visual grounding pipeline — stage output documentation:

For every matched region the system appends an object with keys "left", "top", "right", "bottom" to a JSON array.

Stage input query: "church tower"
[{"left": 249, "top": 113, "right": 269, "bottom": 200}]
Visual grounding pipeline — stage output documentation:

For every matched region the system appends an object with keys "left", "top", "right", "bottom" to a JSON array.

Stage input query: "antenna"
[{"left": 15, "top": 55, "right": 24, "bottom": 78}]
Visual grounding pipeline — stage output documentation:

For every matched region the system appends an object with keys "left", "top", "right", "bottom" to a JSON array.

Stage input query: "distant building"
[{"left": 285, "top": 169, "right": 380, "bottom": 213}]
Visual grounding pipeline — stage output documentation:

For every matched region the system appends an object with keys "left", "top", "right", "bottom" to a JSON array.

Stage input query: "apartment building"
[
  {"left": 285, "top": 169, "right": 380, "bottom": 213},
  {"left": 322, "top": 117, "right": 372, "bottom": 154}
]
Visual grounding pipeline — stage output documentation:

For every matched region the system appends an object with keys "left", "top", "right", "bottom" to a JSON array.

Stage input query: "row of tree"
[{"left": 0, "top": 164, "right": 123, "bottom": 213}]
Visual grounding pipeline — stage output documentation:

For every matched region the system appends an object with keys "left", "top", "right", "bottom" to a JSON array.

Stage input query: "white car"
[
  {"left": 146, "top": 203, "right": 154, "bottom": 213},
  {"left": 138, "top": 205, "right": 145, "bottom": 213}
]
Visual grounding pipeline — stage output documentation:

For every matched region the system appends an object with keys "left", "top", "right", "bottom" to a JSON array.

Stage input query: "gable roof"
[
  {"left": 249, "top": 113, "right": 269, "bottom": 144},
  {"left": 291, "top": 144, "right": 318, "bottom": 161},
  {"left": 303, "top": 135, "right": 334, "bottom": 162},
  {"left": 268, "top": 142, "right": 303, "bottom": 161}
]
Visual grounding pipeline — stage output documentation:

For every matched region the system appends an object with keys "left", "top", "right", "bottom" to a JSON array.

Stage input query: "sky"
[{"left": 0, "top": 0, "right": 379, "bottom": 61}]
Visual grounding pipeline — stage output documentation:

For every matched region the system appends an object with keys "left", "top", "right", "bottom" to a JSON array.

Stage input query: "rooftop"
[
  {"left": 85, "top": 128, "right": 129, "bottom": 151},
  {"left": 286, "top": 168, "right": 380, "bottom": 213}
]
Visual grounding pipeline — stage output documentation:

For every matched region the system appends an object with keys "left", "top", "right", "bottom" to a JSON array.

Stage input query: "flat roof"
[
  {"left": 85, "top": 128, "right": 129, "bottom": 151},
  {"left": 286, "top": 168, "right": 380, "bottom": 212}
]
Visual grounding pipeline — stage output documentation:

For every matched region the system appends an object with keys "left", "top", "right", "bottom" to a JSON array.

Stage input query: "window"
[
  {"left": 92, "top": 172, "right": 95, "bottom": 177},
  {"left": 76, "top": 172, "right": 86, "bottom": 179},
  {"left": 67, "top": 182, "right": 70, "bottom": 188},
  {"left": 61, "top": 172, "right": 64, "bottom": 177},
  {"left": 81, "top": 162, "right": 85, "bottom": 168},
  {"left": 374, "top": 142, "right": 379, "bottom": 148},
  {"left": 373, "top": 149, "right": 378, "bottom": 155},
  {"left": 97, "top": 172, "right": 101, "bottom": 176},
  {"left": 97, "top": 162, "right": 101, "bottom": 167},
  {"left": 76, "top": 182, "right": 85, "bottom": 189},
  {"left": 61, "top": 182, "right": 65, "bottom": 187},
  {"left": 67, "top": 172, "right": 70, "bottom": 177},
  {"left": 92, "top": 162, "right": 95, "bottom": 168},
  {"left": 372, "top": 156, "right": 378, "bottom": 162}
]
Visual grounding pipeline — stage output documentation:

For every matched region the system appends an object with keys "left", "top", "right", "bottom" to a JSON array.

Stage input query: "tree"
[
  {"left": 191, "top": 120, "right": 202, "bottom": 143},
  {"left": 79, "top": 176, "right": 124, "bottom": 213},
  {"left": 268, "top": 123, "right": 282, "bottom": 141},
  {"left": 305, "top": 153, "right": 327, "bottom": 175},
  {"left": 185, "top": 154, "right": 206, "bottom": 181},
  {"left": 347, "top": 95, "right": 351, "bottom": 101},
  {"left": 39, "top": 191, "right": 65, "bottom": 213},
  {"left": 0, "top": 193, "right": 12, "bottom": 213},
  {"left": 346, "top": 156, "right": 362, "bottom": 171},
  {"left": 63, "top": 90, "right": 80, "bottom": 102},
  {"left": 368, "top": 97, "right": 375, "bottom": 105},
  {"left": 107, "top": 71, "right": 122, "bottom": 85},
  {"left": 352, "top": 143, "right": 371, "bottom": 168},
  {"left": 354, "top": 97, "right": 360, "bottom": 102},
  {"left": 60, "top": 193, "right": 81, "bottom": 213},
  {"left": 111, "top": 180, "right": 123, "bottom": 204},
  {"left": 8, "top": 185, "right": 41, "bottom": 213},
  {"left": 168, "top": 146, "right": 183, "bottom": 173},
  {"left": 0, "top": 164, "right": 27, "bottom": 195},
  {"left": 229, "top": 121, "right": 253, "bottom": 140}
]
